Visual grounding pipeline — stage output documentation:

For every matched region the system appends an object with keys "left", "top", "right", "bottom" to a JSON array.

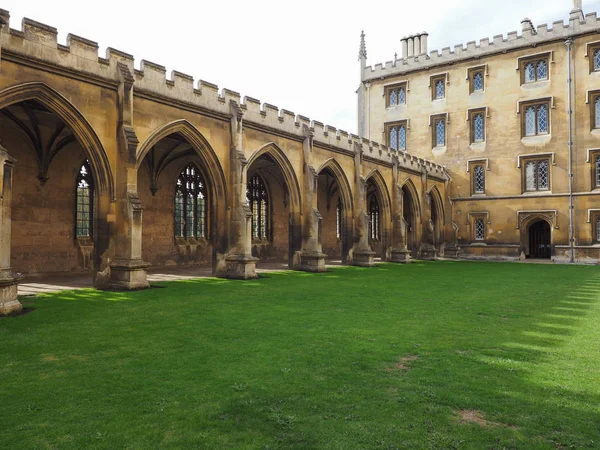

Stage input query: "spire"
[{"left": 358, "top": 30, "right": 367, "bottom": 61}]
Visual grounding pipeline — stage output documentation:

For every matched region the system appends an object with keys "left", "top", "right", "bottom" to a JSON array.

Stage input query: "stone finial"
[
  {"left": 358, "top": 30, "right": 367, "bottom": 61},
  {"left": 0, "top": 9, "right": 10, "bottom": 28},
  {"left": 570, "top": 0, "right": 584, "bottom": 20},
  {"left": 521, "top": 17, "right": 536, "bottom": 34}
]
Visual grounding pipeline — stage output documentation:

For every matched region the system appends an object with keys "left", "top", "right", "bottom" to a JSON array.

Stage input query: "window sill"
[
  {"left": 469, "top": 142, "right": 486, "bottom": 152},
  {"left": 252, "top": 238, "right": 271, "bottom": 244},
  {"left": 471, "top": 193, "right": 486, "bottom": 197},
  {"left": 76, "top": 236, "right": 94, "bottom": 246},
  {"left": 521, "top": 79, "right": 550, "bottom": 90},
  {"left": 470, "top": 242, "right": 487, "bottom": 246},
  {"left": 522, "top": 190, "right": 552, "bottom": 196},
  {"left": 432, "top": 146, "right": 447, "bottom": 156},
  {"left": 386, "top": 104, "right": 407, "bottom": 111},
  {"left": 590, "top": 129, "right": 600, "bottom": 139},
  {"left": 175, "top": 237, "right": 208, "bottom": 245},
  {"left": 521, "top": 135, "right": 551, "bottom": 147}
]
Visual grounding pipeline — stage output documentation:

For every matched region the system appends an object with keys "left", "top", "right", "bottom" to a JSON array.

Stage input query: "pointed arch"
[
  {"left": 0, "top": 82, "right": 114, "bottom": 199},
  {"left": 136, "top": 119, "right": 228, "bottom": 206},
  {"left": 364, "top": 169, "right": 392, "bottom": 220},
  {"left": 427, "top": 185, "right": 445, "bottom": 226},
  {"left": 400, "top": 177, "right": 421, "bottom": 222},
  {"left": 316, "top": 157, "right": 354, "bottom": 215},
  {"left": 247, "top": 142, "right": 302, "bottom": 213}
]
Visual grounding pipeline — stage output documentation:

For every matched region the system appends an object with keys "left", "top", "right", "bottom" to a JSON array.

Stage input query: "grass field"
[{"left": 1, "top": 261, "right": 600, "bottom": 449}]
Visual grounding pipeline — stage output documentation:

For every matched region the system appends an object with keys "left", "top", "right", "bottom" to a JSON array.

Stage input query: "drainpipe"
[{"left": 565, "top": 38, "right": 575, "bottom": 263}]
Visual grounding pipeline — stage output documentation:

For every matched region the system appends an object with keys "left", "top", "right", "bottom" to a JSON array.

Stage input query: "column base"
[
  {"left": 419, "top": 245, "right": 438, "bottom": 260},
  {"left": 352, "top": 250, "right": 376, "bottom": 267},
  {"left": 390, "top": 248, "right": 411, "bottom": 263},
  {"left": 444, "top": 246, "right": 461, "bottom": 259},
  {"left": 108, "top": 259, "right": 151, "bottom": 290},
  {"left": 0, "top": 270, "right": 22, "bottom": 315},
  {"left": 295, "top": 251, "right": 328, "bottom": 273},
  {"left": 224, "top": 255, "right": 259, "bottom": 280}
]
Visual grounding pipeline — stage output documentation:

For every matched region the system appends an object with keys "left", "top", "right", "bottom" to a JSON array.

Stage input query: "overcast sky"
[{"left": 3, "top": 0, "right": 600, "bottom": 134}]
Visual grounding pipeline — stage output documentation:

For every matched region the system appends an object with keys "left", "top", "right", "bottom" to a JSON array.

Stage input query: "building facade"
[
  {"left": 358, "top": 0, "right": 600, "bottom": 264},
  {"left": 0, "top": 10, "right": 449, "bottom": 314}
]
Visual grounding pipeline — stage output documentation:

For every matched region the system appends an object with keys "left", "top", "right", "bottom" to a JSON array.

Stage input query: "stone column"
[
  {"left": 221, "top": 101, "right": 258, "bottom": 279},
  {"left": 107, "top": 62, "right": 150, "bottom": 289},
  {"left": 389, "top": 157, "right": 411, "bottom": 263},
  {"left": 0, "top": 144, "right": 22, "bottom": 314},
  {"left": 418, "top": 169, "right": 437, "bottom": 260},
  {"left": 296, "top": 125, "right": 327, "bottom": 272},
  {"left": 351, "top": 142, "right": 375, "bottom": 266}
]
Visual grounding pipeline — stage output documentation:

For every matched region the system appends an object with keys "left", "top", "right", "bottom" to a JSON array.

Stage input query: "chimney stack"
[
  {"left": 420, "top": 32, "right": 428, "bottom": 55},
  {"left": 400, "top": 32, "right": 429, "bottom": 60},
  {"left": 407, "top": 36, "right": 414, "bottom": 58},
  {"left": 401, "top": 37, "right": 408, "bottom": 60}
]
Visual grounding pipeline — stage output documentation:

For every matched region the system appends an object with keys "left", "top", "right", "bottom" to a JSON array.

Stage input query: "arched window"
[
  {"left": 76, "top": 161, "right": 93, "bottom": 238},
  {"left": 175, "top": 164, "right": 207, "bottom": 239},
  {"left": 336, "top": 197, "right": 342, "bottom": 240},
  {"left": 473, "top": 165, "right": 485, "bottom": 194},
  {"left": 595, "top": 97, "right": 600, "bottom": 129},
  {"left": 473, "top": 113, "right": 485, "bottom": 142},
  {"left": 368, "top": 195, "right": 380, "bottom": 241},
  {"left": 595, "top": 154, "right": 600, "bottom": 188},
  {"left": 473, "top": 72, "right": 484, "bottom": 91},
  {"left": 247, "top": 174, "right": 269, "bottom": 240},
  {"left": 595, "top": 49, "right": 600, "bottom": 71},
  {"left": 435, "top": 79, "right": 445, "bottom": 99}
]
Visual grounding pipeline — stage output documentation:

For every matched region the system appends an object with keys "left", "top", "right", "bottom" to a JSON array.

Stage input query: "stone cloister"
[{"left": 0, "top": 13, "right": 448, "bottom": 314}]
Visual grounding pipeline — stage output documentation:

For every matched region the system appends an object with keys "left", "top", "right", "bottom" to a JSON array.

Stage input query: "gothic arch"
[
  {"left": 247, "top": 142, "right": 302, "bottom": 213},
  {"left": 428, "top": 185, "right": 445, "bottom": 226},
  {"left": 364, "top": 169, "right": 392, "bottom": 220},
  {"left": 136, "top": 119, "right": 228, "bottom": 206},
  {"left": 400, "top": 178, "right": 421, "bottom": 223},
  {"left": 0, "top": 82, "right": 114, "bottom": 199},
  {"left": 316, "top": 158, "right": 354, "bottom": 215}
]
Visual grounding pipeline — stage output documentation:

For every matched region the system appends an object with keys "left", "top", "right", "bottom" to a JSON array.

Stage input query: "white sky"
[{"left": 3, "top": 0, "right": 600, "bottom": 134}]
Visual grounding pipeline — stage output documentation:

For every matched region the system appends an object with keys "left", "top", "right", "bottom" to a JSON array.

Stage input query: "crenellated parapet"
[
  {"left": 0, "top": 11, "right": 448, "bottom": 181},
  {"left": 363, "top": 12, "right": 600, "bottom": 81}
]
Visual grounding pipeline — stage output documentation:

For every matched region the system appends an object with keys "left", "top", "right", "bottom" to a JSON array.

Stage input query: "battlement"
[
  {"left": 0, "top": 11, "right": 448, "bottom": 179},
  {"left": 363, "top": 11, "right": 600, "bottom": 81}
]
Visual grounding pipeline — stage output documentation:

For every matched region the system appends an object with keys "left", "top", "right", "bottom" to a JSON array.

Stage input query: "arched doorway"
[
  {"left": 316, "top": 160, "right": 353, "bottom": 264},
  {"left": 528, "top": 220, "right": 551, "bottom": 259},
  {"left": 365, "top": 172, "right": 391, "bottom": 260}
]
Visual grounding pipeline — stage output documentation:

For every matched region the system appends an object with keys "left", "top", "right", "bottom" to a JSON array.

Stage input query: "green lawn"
[{"left": 1, "top": 261, "right": 600, "bottom": 449}]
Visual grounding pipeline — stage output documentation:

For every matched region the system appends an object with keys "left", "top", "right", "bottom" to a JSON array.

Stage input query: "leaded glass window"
[
  {"left": 537, "top": 60, "right": 548, "bottom": 80},
  {"left": 474, "top": 218, "right": 485, "bottom": 241},
  {"left": 387, "top": 86, "right": 406, "bottom": 107},
  {"left": 524, "top": 103, "right": 550, "bottom": 136},
  {"left": 595, "top": 49, "right": 600, "bottom": 71},
  {"left": 595, "top": 155, "right": 600, "bottom": 188},
  {"left": 398, "top": 87, "right": 406, "bottom": 104},
  {"left": 368, "top": 195, "right": 380, "bottom": 241},
  {"left": 473, "top": 165, "right": 485, "bottom": 194},
  {"left": 595, "top": 97, "right": 600, "bottom": 129},
  {"left": 336, "top": 197, "right": 342, "bottom": 240},
  {"left": 76, "top": 161, "right": 93, "bottom": 238},
  {"left": 435, "top": 79, "right": 445, "bottom": 99},
  {"left": 524, "top": 159, "right": 550, "bottom": 191},
  {"left": 435, "top": 118, "right": 445, "bottom": 147},
  {"left": 473, "top": 72, "right": 484, "bottom": 91},
  {"left": 523, "top": 58, "right": 549, "bottom": 83},
  {"left": 389, "top": 89, "right": 397, "bottom": 106},
  {"left": 388, "top": 124, "right": 406, "bottom": 151},
  {"left": 473, "top": 113, "right": 484, "bottom": 142},
  {"left": 175, "top": 164, "right": 207, "bottom": 239},
  {"left": 596, "top": 215, "right": 600, "bottom": 242},
  {"left": 247, "top": 174, "right": 269, "bottom": 240}
]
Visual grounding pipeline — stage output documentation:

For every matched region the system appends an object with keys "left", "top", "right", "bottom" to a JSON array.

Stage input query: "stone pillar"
[
  {"left": 108, "top": 62, "right": 150, "bottom": 290},
  {"left": 420, "top": 32, "right": 429, "bottom": 55},
  {"left": 351, "top": 142, "right": 375, "bottom": 267},
  {"left": 296, "top": 125, "right": 327, "bottom": 272},
  {"left": 221, "top": 101, "right": 258, "bottom": 279},
  {"left": 418, "top": 169, "right": 437, "bottom": 260},
  {"left": 407, "top": 36, "right": 414, "bottom": 58},
  {"left": 0, "top": 145, "right": 22, "bottom": 314},
  {"left": 413, "top": 35, "right": 421, "bottom": 58},
  {"left": 389, "top": 157, "right": 410, "bottom": 263},
  {"left": 401, "top": 37, "right": 408, "bottom": 60}
]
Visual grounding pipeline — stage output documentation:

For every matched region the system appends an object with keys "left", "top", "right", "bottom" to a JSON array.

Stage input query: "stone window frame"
[
  {"left": 585, "top": 41, "right": 600, "bottom": 73},
  {"left": 467, "top": 159, "right": 489, "bottom": 196},
  {"left": 384, "top": 120, "right": 409, "bottom": 151},
  {"left": 174, "top": 163, "right": 209, "bottom": 243},
  {"left": 247, "top": 173, "right": 271, "bottom": 242},
  {"left": 518, "top": 154, "right": 554, "bottom": 193},
  {"left": 467, "top": 107, "right": 488, "bottom": 144},
  {"left": 585, "top": 90, "right": 600, "bottom": 131},
  {"left": 466, "top": 64, "right": 488, "bottom": 94},
  {"left": 429, "top": 73, "right": 448, "bottom": 101},
  {"left": 586, "top": 149, "right": 600, "bottom": 190},
  {"left": 467, "top": 212, "right": 490, "bottom": 243},
  {"left": 516, "top": 51, "right": 553, "bottom": 85},
  {"left": 518, "top": 98, "right": 552, "bottom": 138},
  {"left": 384, "top": 81, "right": 409, "bottom": 108},
  {"left": 429, "top": 113, "right": 449, "bottom": 149},
  {"left": 75, "top": 160, "right": 94, "bottom": 240}
]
